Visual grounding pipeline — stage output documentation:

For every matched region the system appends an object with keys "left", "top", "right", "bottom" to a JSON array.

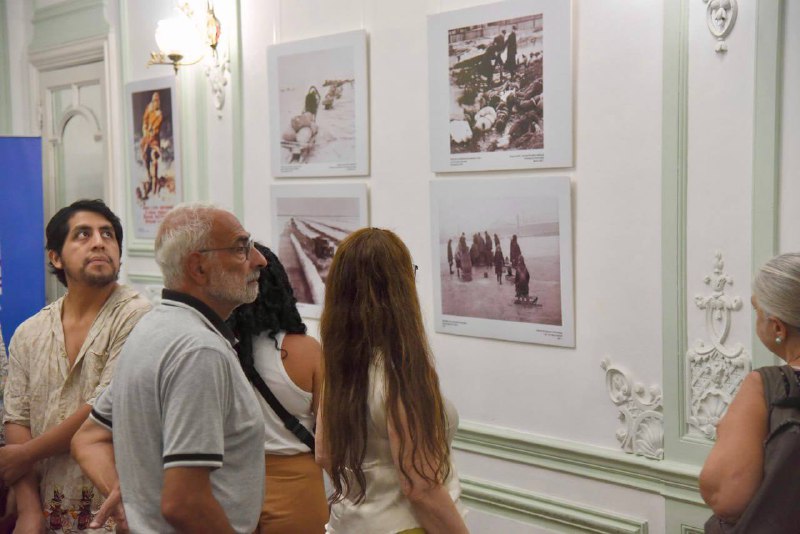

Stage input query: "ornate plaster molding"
[
  {"left": 686, "top": 251, "right": 751, "bottom": 440},
  {"left": 600, "top": 359, "right": 664, "bottom": 460},
  {"left": 205, "top": 51, "right": 230, "bottom": 118},
  {"left": 703, "top": 0, "right": 737, "bottom": 53}
]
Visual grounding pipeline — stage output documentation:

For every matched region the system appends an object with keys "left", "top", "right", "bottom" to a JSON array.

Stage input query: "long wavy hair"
[
  {"left": 320, "top": 228, "right": 450, "bottom": 503},
  {"left": 227, "top": 242, "right": 306, "bottom": 373}
]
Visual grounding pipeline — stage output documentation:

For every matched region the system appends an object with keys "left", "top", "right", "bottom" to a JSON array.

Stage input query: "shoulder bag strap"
[{"left": 246, "top": 364, "right": 316, "bottom": 452}]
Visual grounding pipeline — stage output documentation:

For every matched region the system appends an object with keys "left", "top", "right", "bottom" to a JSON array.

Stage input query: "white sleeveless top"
[
  {"left": 327, "top": 358, "right": 466, "bottom": 533},
  {"left": 252, "top": 331, "right": 315, "bottom": 455}
]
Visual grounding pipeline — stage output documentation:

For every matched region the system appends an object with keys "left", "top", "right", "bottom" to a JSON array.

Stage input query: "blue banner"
[{"left": 0, "top": 137, "right": 45, "bottom": 345}]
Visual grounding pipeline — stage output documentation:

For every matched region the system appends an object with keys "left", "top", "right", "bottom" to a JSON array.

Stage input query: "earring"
[{"left": 776, "top": 337, "right": 783, "bottom": 345}]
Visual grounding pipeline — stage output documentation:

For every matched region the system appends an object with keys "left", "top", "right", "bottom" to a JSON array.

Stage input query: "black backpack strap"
[{"left": 246, "top": 364, "right": 315, "bottom": 452}]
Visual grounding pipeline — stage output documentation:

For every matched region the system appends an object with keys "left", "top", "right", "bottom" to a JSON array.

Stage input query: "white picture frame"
[
  {"left": 125, "top": 76, "right": 182, "bottom": 248},
  {"left": 430, "top": 176, "right": 574, "bottom": 347},
  {"left": 268, "top": 30, "right": 370, "bottom": 178},
  {"left": 428, "top": 0, "right": 573, "bottom": 172},
  {"left": 271, "top": 183, "right": 369, "bottom": 318}
]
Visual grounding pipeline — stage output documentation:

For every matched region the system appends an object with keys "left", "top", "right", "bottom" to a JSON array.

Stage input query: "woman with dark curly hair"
[{"left": 228, "top": 243, "right": 327, "bottom": 533}]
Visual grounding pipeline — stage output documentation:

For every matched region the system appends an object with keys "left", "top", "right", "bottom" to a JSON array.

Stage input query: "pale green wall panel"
[
  {"left": 462, "top": 477, "right": 649, "bottom": 534},
  {"left": 0, "top": 0, "right": 11, "bottom": 134},
  {"left": 665, "top": 500, "right": 709, "bottom": 534},
  {"left": 455, "top": 421, "right": 703, "bottom": 506},
  {"left": 232, "top": 0, "right": 244, "bottom": 219},
  {"left": 662, "top": 0, "right": 701, "bottom": 466},
  {"left": 751, "top": 0, "right": 784, "bottom": 368},
  {"left": 30, "top": 0, "right": 108, "bottom": 52}
]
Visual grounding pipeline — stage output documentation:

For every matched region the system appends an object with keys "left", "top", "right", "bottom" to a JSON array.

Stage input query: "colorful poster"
[{"left": 126, "top": 77, "right": 182, "bottom": 240}]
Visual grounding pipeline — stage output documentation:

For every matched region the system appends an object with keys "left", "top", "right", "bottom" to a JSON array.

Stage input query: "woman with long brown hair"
[{"left": 316, "top": 228, "right": 468, "bottom": 534}]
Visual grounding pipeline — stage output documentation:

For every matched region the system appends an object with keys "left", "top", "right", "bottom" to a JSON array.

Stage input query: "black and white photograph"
[
  {"left": 268, "top": 30, "right": 369, "bottom": 177},
  {"left": 430, "top": 176, "right": 574, "bottom": 346},
  {"left": 271, "top": 183, "right": 369, "bottom": 318},
  {"left": 428, "top": 0, "right": 572, "bottom": 172},
  {"left": 448, "top": 15, "right": 545, "bottom": 152}
]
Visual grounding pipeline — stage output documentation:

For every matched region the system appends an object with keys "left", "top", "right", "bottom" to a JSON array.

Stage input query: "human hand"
[
  {"left": 90, "top": 484, "right": 128, "bottom": 533},
  {"left": 0, "top": 444, "right": 33, "bottom": 485},
  {"left": 12, "top": 509, "right": 45, "bottom": 534}
]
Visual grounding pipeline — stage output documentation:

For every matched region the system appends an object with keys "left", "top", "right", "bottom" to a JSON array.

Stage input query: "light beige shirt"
[{"left": 4, "top": 285, "right": 151, "bottom": 533}]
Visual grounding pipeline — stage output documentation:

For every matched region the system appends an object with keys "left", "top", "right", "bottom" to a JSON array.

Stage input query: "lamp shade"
[{"left": 155, "top": 15, "right": 205, "bottom": 63}]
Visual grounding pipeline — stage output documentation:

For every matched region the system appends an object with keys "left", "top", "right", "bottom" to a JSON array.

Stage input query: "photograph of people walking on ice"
[
  {"left": 271, "top": 184, "right": 368, "bottom": 318},
  {"left": 268, "top": 30, "right": 369, "bottom": 177},
  {"left": 430, "top": 177, "right": 574, "bottom": 347},
  {"left": 428, "top": 0, "right": 572, "bottom": 172}
]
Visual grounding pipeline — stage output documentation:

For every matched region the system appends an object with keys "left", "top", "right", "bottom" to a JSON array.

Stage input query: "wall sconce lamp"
[{"left": 149, "top": 1, "right": 230, "bottom": 117}]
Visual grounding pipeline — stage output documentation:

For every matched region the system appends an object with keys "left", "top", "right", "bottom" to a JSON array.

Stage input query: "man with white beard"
[{"left": 72, "top": 203, "right": 268, "bottom": 534}]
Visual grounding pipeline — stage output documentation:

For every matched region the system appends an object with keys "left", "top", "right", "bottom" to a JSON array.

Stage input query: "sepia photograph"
[
  {"left": 448, "top": 15, "right": 546, "bottom": 154},
  {"left": 271, "top": 183, "right": 369, "bottom": 318},
  {"left": 430, "top": 176, "right": 574, "bottom": 347},
  {"left": 126, "top": 77, "right": 182, "bottom": 240},
  {"left": 428, "top": 0, "right": 572, "bottom": 172},
  {"left": 268, "top": 30, "right": 369, "bottom": 177}
]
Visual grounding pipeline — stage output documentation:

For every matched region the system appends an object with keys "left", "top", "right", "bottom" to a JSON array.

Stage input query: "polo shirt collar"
[{"left": 161, "top": 289, "right": 237, "bottom": 346}]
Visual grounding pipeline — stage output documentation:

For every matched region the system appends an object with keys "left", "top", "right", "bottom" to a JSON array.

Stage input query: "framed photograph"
[
  {"left": 271, "top": 183, "right": 369, "bottom": 318},
  {"left": 125, "top": 77, "right": 182, "bottom": 244},
  {"left": 428, "top": 0, "right": 572, "bottom": 172},
  {"left": 430, "top": 176, "right": 574, "bottom": 347},
  {"left": 268, "top": 30, "right": 369, "bottom": 177}
]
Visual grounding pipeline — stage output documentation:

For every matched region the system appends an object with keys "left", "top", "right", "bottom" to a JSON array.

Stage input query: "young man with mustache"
[{"left": 2, "top": 199, "right": 151, "bottom": 533}]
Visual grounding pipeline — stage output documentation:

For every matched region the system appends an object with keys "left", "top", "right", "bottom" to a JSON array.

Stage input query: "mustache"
[
  {"left": 246, "top": 272, "right": 260, "bottom": 283},
  {"left": 85, "top": 255, "right": 111, "bottom": 265}
]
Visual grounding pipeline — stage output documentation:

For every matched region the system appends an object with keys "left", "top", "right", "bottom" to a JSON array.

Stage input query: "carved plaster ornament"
[
  {"left": 600, "top": 359, "right": 664, "bottom": 460},
  {"left": 687, "top": 251, "right": 751, "bottom": 440},
  {"left": 203, "top": 0, "right": 230, "bottom": 118},
  {"left": 205, "top": 52, "right": 230, "bottom": 118},
  {"left": 703, "top": 0, "right": 738, "bottom": 53}
]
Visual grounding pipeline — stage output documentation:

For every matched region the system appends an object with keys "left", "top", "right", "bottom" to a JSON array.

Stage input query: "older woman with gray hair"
[{"left": 700, "top": 252, "right": 800, "bottom": 532}]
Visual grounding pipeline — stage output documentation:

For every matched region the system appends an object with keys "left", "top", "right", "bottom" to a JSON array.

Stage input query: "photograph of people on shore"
[
  {"left": 271, "top": 183, "right": 368, "bottom": 318},
  {"left": 430, "top": 176, "right": 574, "bottom": 347},
  {"left": 127, "top": 77, "right": 182, "bottom": 240},
  {"left": 268, "top": 30, "right": 369, "bottom": 177},
  {"left": 428, "top": 0, "right": 572, "bottom": 172}
]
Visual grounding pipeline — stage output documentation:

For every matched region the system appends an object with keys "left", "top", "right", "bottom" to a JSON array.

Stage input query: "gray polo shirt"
[{"left": 91, "top": 290, "right": 265, "bottom": 533}]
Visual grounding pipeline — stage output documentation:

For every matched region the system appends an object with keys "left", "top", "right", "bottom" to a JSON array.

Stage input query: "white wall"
[
  {"left": 242, "top": 0, "right": 664, "bottom": 450},
  {"left": 5, "top": 0, "right": 33, "bottom": 134},
  {"left": 685, "top": 0, "right": 756, "bottom": 354},
  {"left": 240, "top": 0, "right": 667, "bottom": 529}
]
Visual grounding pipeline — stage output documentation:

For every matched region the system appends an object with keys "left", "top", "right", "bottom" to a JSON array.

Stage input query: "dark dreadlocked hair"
[{"left": 227, "top": 242, "right": 307, "bottom": 374}]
